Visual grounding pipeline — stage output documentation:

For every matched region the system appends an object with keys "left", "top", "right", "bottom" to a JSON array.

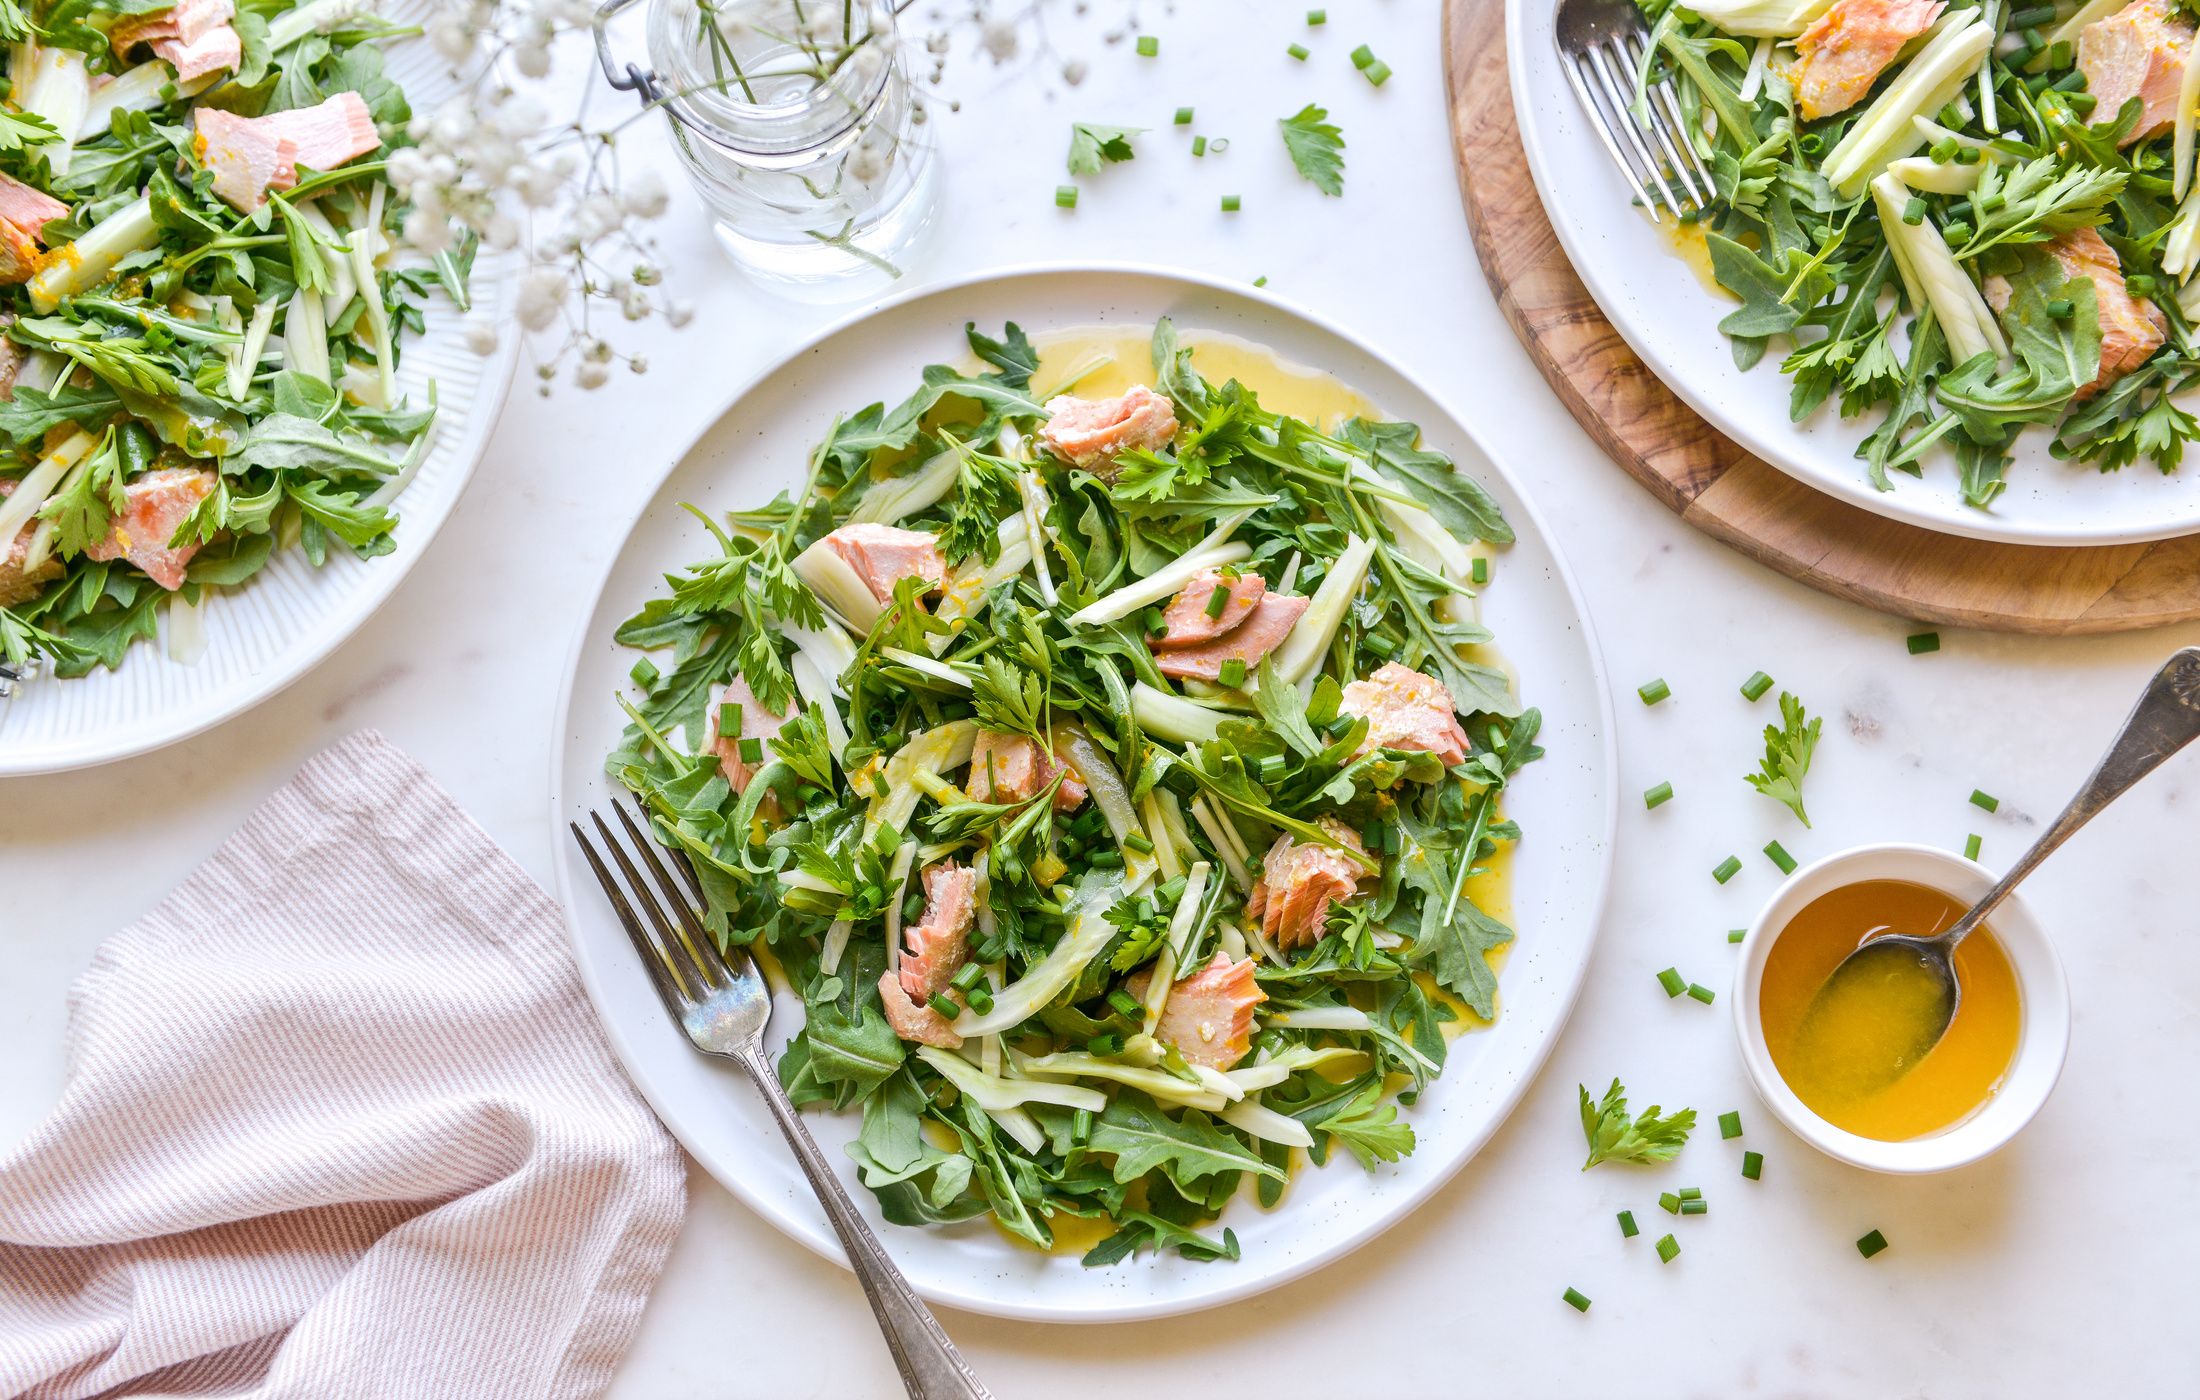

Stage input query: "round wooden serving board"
[{"left": 1443, "top": 0, "right": 2200, "bottom": 634}]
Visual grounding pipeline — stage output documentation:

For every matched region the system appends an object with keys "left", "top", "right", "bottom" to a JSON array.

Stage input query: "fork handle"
[{"left": 730, "top": 1044, "right": 995, "bottom": 1400}]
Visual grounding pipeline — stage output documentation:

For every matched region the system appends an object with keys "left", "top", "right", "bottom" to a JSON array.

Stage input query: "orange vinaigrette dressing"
[{"left": 1760, "top": 879, "right": 2022, "bottom": 1141}]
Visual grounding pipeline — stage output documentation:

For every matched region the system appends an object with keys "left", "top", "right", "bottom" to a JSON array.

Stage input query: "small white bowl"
[{"left": 1731, "top": 843, "right": 2071, "bottom": 1174}]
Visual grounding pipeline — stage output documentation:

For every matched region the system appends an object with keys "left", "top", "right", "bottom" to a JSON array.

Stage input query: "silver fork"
[
  {"left": 571, "top": 798, "right": 992, "bottom": 1400},
  {"left": 1554, "top": 0, "right": 1715, "bottom": 222}
]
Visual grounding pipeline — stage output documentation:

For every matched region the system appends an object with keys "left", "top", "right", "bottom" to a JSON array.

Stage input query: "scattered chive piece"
[
  {"left": 1088, "top": 1032, "right": 1125, "bottom": 1056},
  {"left": 1719, "top": 1111, "right": 1743, "bottom": 1140},
  {"left": 1364, "top": 59, "right": 1392, "bottom": 85},
  {"left": 1741, "top": 670, "right": 1775, "bottom": 701},
  {"left": 1221, "top": 193, "right": 1241, "bottom": 212},
  {"left": 964, "top": 985, "right": 995, "bottom": 1015},
  {"left": 1742, "top": 1150, "right": 1764, "bottom": 1180},
  {"left": 1656, "top": 1234, "right": 1680, "bottom": 1263},
  {"left": 1055, "top": 184, "right": 1078, "bottom": 209},
  {"left": 1680, "top": 1198, "right": 1709, "bottom": 1216},
  {"left": 1204, "top": 582, "right": 1231, "bottom": 618},
  {"left": 951, "top": 962, "right": 986, "bottom": 992},
  {"left": 1970, "top": 788, "right": 2000, "bottom": 813},
  {"left": 1136, "top": 34, "right": 1158, "bottom": 56},
  {"left": 1677, "top": 1186, "right": 1702, "bottom": 1201},
  {"left": 1657, "top": 967, "right": 1686, "bottom": 997},
  {"left": 1659, "top": 1192, "right": 1681, "bottom": 1214},
  {"left": 1307, "top": 7, "right": 1327, "bottom": 22},
  {"left": 1618, "top": 1210, "right": 1639, "bottom": 1238},
  {"left": 718, "top": 701, "right": 741, "bottom": 736},
  {"left": 1901, "top": 196, "right": 1926, "bottom": 225},
  {"left": 1107, "top": 988, "right": 1141, "bottom": 1018},
  {"left": 1857, "top": 1229, "right": 1889, "bottom": 1259},
  {"left": 1123, "top": 832, "right": 1155, "bottom": 854},
  {"left": 1764, "top": 840, "right": 1797, "bottom": 874},
  {"left": 1686, "top": 982, "right": 1716, "bottom": 1005},
  {"left": 1253, "top": 274, "right": 1267, "bottom": 287},
  {"left": 630, "top": 658, "right": 659, "bottom": 688},
  {"left": 1728, "top": 928, "right": 1745, "bottom": 944},
  {"left": 1907, "top": 630, "right": 1941, "bottom": 655},
  {"left": 1219, "top": 657, "right": 1247, "bottom": 687},
  {"left": 1210, "top": 137, "right": 1230, "bottom": 153},
  {"left": 1192, "top": 135, "right": 1207, "bottom": 157},
  {"left": 928, "top": 992, "right": 960, "bottom": 1019},
  {"left": 1638, "top": 677, "right": 1671, "bottom": 705},
  {"left": 738, "top": 736, "right": 764, "bottom": 764},
  {"left": 1964, "top": 832, "right": 1983, "bottom": 861},
  {"left": 1644, "top": 781, "right": 1674, "bottom": 810},
  {"left": 1174, "top": 105, "right": 1193, "bottom": 125},
  {"left": 1471, "top": 556, "right": 1490, "bottom": 585},
  {"left": 1350, "top": 42, "right": 1375, "bottom": 68},
  {"left": 1562, "top": 1286, "right": 1592, "bottom": 1313},
  {"left": 1288, "top": 42, "right": 1309, "bottom": 59},
  {"left": 1713, "top": 855, "right": 1742, "bottom": 884},
  {"left": 871, "top": 772, "right": 891, "bottom": 799},
  {"left": 1071, "top": 1107, "right": 1094, "bottom": 1143}
]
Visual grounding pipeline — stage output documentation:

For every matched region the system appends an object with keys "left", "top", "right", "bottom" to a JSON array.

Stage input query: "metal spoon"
[{"left": 1804, "top": 648, "right": 2200, "bottom": 1086}]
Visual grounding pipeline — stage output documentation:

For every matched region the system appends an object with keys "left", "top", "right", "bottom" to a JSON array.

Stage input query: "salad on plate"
[
  {"left": 0, "top": 0, "right": 466, "bottom": 679},
  {"left": 607, "top": 320, "right": 1540, "bottom": 1264},
  {"left": 1643, "top": 0, "right": 2200, "bottom": 508}
]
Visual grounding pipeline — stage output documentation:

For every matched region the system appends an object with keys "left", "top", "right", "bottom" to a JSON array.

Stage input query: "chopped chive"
[
  {"left": 1071, "top": 1106, "right": 1094, "bottom": 1143},
  {"left": 1288, "top": 42, "right": 1309, "bottom": 59},
  {"left": 2046, "top": 297, "right": 2075, "bottom": 319},
  {"left": 1970, "top": 788, "right": 2000, "bottom": 813},
  {"left": 1107, "top": 988, "right": 1141, "bottom": 1018},
  {"left": 1192, "top": 135, "right": 1207, "bottom": 157},
  {"left": 1204, "top": 582, "right": 1231, "bottom": 618},
  {"left": 1728, "top": 928, "right": 1746, "bottom": 944},
  {"left": 1901, "top": 196, "right": 1926, "bottom": 225},
  {"left": 951, "top": 962, "right": 986, "bottom": 991},
  {"left": 1713, "top": 855, "right": 1742, "bottom": 884},
  {"left": 1470, "top": 556, "right": 1490, "bottom": 585},
  {"left": 1680, "top": 1198, "right": 1709, "bottom": 1216},
  {"left": 1718, "top": 1111, "right": 1743, "bottom": 1140},
  {"left": 1637, "top": 677, "right": 1671, "bottom": 705},
  {"left": 1350, "top": 42, "right": 1375, "bottom": 68},
  {"left": 1656, "top": 1234, "right": 1680, "bottom": 1263},
  {"left": 1055, "top": 184, "right": 1078, "bottom": 209},
  {"left": 1210, "top": 137, "right": 1230, "bottom": 153},
  {"left": 1742, "top": 1150, "right": 1764, "bottom": 1180},
  {"left": 1363, "top": 59, "right": 1392, "bottom": 85},
  {"left": 1907, "top": 630, "right": 1941, "bottom": 654},
  {"left": 1252, "top": 274, "right": 1267, "bottom": 287},
  {"left": 1174, "top": 105, "right": 1194, "bottom": 125},
  {"left": 1677, "top": 1186, "right": 1701, "bottom": 1201},
  {"left": 964, "top": 985, "right": 995, "bottom": 1015},
  {"left": 1686, "top": 982, "right": 1716, "bottom": 1005},
  {"left": 1136, "top": 34, "right": 1158, "bottom": 56},
  {"left": 738, "top": 737, "right": 764, "bottom": 764},
  {"left": 1618, "top": 1210, "right": 1639, "bottom": 1238},
  {"left": 718, "top": 701, "right": 742, "bottom": 736},
  {"left": 1644, "top": 781, "right": 1674, "bottom": 810},
  {"left": 1764, "top": 840, "right": 1797, "bottom": 874},
  {"left": 2008, "top": 3, "right": 2054, "bottom": 23},
  {"left": 630, "top": 658, "right": 659, "bottom": 688},
  {"left": 928, "top": 992, "right": 960, "bottom": 1020},
  {"left": 1857, "top": 1229, "right": 1889, "bottom": 1259},
  {"left": 1740, "top": 670, "right": 1775, "bottom": 701},
  {"left": 1562, "top": 1286, "right": 1592, "bottom": 1313},
  {"left": 1220, "top": 193, "right": 1241, "bottom": 212},
  {"left": 1219, "top": 657, "right": 1247, "bottom": 686},
  {"left": 1964, "top": 832, "right": 1983, "bottom": 861},
  {"left": 871, "top": 772, "right": 891, "bottom": 799},
  {"left": 1657, "top": 967, "right": 1686, "bottom": 997},
  {"left": 1088, "top": 1032, "right": 1124, "bottom": 1055},
  {"left": 1307, "top": 7, "right": 1327, "bottom": 22},
  {"left": 1123, "top": 831, "right": 1155, "bottom": 854},
  {"left": 1659, "top": 1191, "right": 1681, "bottom": 1214}
]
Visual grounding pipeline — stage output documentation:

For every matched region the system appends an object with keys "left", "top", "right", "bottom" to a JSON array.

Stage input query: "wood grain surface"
[{"left": 1443, "top": 0, "right": 2200, "bottom": 633}]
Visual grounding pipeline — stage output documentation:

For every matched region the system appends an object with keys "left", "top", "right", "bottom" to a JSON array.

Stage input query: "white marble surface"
[{"left": 6, "top": 2, "right": 2199, "bottom": 1395}]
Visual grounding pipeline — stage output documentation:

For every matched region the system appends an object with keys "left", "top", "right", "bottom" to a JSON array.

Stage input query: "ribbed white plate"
[
  {"left": 550, "top": 265, "right": 1619, "bottom": 1321},
  {"left": 0, "top": 10, "right": 519, "bottom": 776}
]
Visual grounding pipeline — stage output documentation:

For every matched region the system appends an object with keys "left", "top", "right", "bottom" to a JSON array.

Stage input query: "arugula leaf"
[
  {"left": 1340, "top": 418, "right": 1513, "bottom": 546},
  {"left": 1278, "top": 103, "right": 1345, "bottom": 196},
  {"left": 1066, "top": 122, "right": 1141, "bottom": 176},
  {"left": 1745, "top": 690, "right": 1821, "bottom": 826},
  {"left": 1579, "top": 1079, "right": 1695, "bottom": 1169},
  {"left": 1251, "top": 656, "right": 1323, "bottom": 759},
  {"left": 1082, "top": 1212, "right": 1239, "bottom": 1266},
  {"left": 1090, "top": 1096, "right": 1284, "bottom": 1186},
  {"left": 964, "top": 320, "right": 1038, "bottom": 388}
]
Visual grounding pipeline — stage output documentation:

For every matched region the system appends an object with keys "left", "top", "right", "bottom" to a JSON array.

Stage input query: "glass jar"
[{"left": 596, "top": 0, "right": 939, "bottom": 300}]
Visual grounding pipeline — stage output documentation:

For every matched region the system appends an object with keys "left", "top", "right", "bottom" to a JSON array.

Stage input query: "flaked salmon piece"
[
  {"left": 967, "top": 730, "right": 1089, "bottom": 812},
  {"left": 1339, "top": 661, "right": 1473, "bottom": 768},
  {"left": 821, "top": 522, "right": 948, "bottom": 605},
  {"left": 1792, "top": 0, "right": 1944, "bottom": 120},
  {"left": 878, "top": 971, "right": 962, "bottom": 1048},
  {"left": 1155, "top": 567, "right": 1266, "bottom": 648},
  {"left": 897, "top": 860, "right": 977, "bottom": 1002},
  {"left": 702, "top": 674, "right": 786, "bottom": 795},
  {"left": 0, "top": 328, "right": 21, "bottom": 402},
  {"left": 1149, "top": 592, "right": 1309, "bottom": 682},
  {"left": 0, "top": 220, "right": 35, "bottom": 285},
  {"left": 193, "top": 93, "right": 380, "bottom": 210},
  {"left": 1125, "top": 951, "right": 1266, "bottom": 1070},
  {"left": 1047, "top": 738, "right": 1090, "bottom": 812},
  {"left": 1039, "top": 385, "right": 1178, "bottom": 474},
  {"left": 1986, "top": 227, "right": 2166, "bottom": 398},
  {"left": 0, "top": 174, "right": 67, "bottom": 244},
  {"left": 82, "top": 468, "right": 215, "bottom": 590},
  {"left": 0, "top": 478, "right": 62, "bottom": 606},
  {"left": 109, "top": 0, "right": 233, "bottom": 54},
  {"left": 154, "top": 23, "right": 241, "bottom": 81},
  {"left": 1244, "top": 818, "right": 1367, "bottom": 949},
  {"left": 2079, "top": 0, "right": 2194, "bottom": 145}
]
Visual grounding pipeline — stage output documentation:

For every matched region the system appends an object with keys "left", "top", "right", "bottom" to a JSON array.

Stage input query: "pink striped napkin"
[{"left": 0, "top": 731, "right": 685, "bottom": 1399}]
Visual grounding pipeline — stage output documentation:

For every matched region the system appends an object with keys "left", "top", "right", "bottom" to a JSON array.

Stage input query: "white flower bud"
[
  {"left": 629, "top": 356, "right": 648, "bottom": 374},
  {"left": 621, "top": 285, "right": 650, "bottom": 320},
  {"left": 1062, "top": 59, "right": 1087, "bottom": 85},
  {"left": 631, "top": 262, "right": 660, "bottom": 287},
  {"left": 666, "top": 301, "right": 694, "bottom": 329},
  {"left": 980, "top": 18, "right": 1018, "bottom": 62},
  {"left": 482, "top": 213, "right": 520, "bottom": 250},
  {"left": 619, "top": 170, "right": 669, "bottom": 219},
  {"left": 575, "top": 359, "right": 611, "bottom": 389},
  {"left": 464, "top": 321, "right": 499, "bottom": 355},
  {"left": 516, "top": 268, "right": 568, "bottom": 332},
  {"left": 428, "top": 16, "right": 474, "bottom": 61},
  {"left": 514, "top": 42, "right": 551, "bottom": 78},
  {"left": 402, "top": 207, "right": 454, "bottom": 253}
]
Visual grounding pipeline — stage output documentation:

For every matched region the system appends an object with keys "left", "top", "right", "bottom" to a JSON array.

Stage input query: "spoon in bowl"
[{"left": 1799, "top": 648, "right": 2200, "bottom": 1091}]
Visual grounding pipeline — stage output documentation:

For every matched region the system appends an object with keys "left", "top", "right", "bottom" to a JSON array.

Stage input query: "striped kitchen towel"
[{"left": 0, "top": 731, "right": 686, "bottom": 1399}]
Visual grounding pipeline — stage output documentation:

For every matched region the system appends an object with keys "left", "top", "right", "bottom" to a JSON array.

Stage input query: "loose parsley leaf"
[
  {"left": 1066, "top": 122, "right": 1142, "bottom": 176},
  {"left": 1580, "top": 1079, "right": 1695, "bottom": 1169},
  {"left": 1314, "top": 1077, "right": 1415, "bottom": 1167},
  {"left": 1745, "top": 691, "right": 1821, "bottom": 826},
  {"left": 1278, "top": 103, "right": 1344, "bottom": 196}
]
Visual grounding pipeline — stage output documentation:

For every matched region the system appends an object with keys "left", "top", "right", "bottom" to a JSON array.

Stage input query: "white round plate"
[
  {"left": 1509, "top": 0, "right": 2200, "bottom": 547},
  {"left": 549, "top": 265, "right": 1617, "bottom": 1321},
  {"left": 0, "top": 7, "right": 519, "bottom": 776}
]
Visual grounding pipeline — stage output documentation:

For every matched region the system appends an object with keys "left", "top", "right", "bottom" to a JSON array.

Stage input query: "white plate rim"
[
  {"left": 547, "top": 260, "right": 1621, "bottom": 1321},
  {"left": 1505, "top": 0, "right": 2200, "bottom": 549}
]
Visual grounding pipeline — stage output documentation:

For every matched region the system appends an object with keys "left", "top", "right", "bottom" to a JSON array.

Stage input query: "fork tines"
[
  {"left": 1558, "top": 26, "right": 1715, "bottom": 223},
  {"left": 570, "top": 797, "right": 740, "bottom": 1013}
]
